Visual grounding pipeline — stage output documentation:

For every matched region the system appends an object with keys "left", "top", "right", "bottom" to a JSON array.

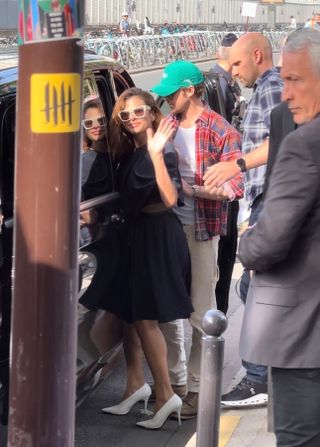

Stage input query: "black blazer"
[
  {"left": 239, "top": 116, "right": 320, "bottom": 368},
  {"left": 264, "top": 101, "right": 296, "bottom": 196}
]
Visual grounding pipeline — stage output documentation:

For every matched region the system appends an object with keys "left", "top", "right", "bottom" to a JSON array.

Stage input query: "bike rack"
[{"left": 83, "top": 30, "right": 288, "bottom": 70}]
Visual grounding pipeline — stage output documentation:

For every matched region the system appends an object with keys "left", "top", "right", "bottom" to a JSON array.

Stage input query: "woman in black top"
[
  {"left": 102, "top": 88, "right": 193, "bottom": 429},
  {"left": 81, "top": 98, "right": 114, "bottom": 201},
  {"left": 79, "top": 99, "right": 123, "bottom": 356}
]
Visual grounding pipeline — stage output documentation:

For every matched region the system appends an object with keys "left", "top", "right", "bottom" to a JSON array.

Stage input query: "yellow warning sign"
[{"left": 31, "top": 73, "right": 81, "bottom": 133}]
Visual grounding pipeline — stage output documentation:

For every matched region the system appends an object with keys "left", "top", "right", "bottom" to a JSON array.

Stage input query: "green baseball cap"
[{"left": 150, "top": 60, "right": 205, "bottom": 97}]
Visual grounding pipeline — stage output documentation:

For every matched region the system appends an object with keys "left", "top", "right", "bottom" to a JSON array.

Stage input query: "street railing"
[
  {"left": 84, "top": 30, "right": 287, "bottom": 70},
  {"left": 0, "top": 30, "right": 287, "bottom": 68}
]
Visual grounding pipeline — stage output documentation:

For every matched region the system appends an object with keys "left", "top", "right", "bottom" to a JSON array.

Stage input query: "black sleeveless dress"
[{"left": 107, "top": 145, "right": 193, "bottom": 323}]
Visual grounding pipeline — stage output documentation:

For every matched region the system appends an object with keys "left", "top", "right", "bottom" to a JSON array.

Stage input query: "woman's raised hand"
[{"left": 146, "top": 118, "right": 175, "bottom": 158}]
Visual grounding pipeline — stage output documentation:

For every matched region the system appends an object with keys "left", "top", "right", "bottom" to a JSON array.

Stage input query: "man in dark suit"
[{"left": 239, "top": 28, "right": 320, "bottom": 446}]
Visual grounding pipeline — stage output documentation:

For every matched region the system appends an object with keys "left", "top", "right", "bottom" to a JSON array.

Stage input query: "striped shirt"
[
  {"left": 172, "top": 106, "right": 244, "bottom": 241},
  {"left": 242, "top": 67, "right": 283, "bottom": 203}
]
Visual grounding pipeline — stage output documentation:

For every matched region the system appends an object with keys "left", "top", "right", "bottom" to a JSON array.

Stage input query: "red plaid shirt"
[{"left": 172, "top": 106, "right": 244, "bottom": 241}]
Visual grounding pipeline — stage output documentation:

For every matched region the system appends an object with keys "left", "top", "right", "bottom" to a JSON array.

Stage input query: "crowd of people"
[{"left": 80, "top": 25, "right": 320, "bottom": 446}]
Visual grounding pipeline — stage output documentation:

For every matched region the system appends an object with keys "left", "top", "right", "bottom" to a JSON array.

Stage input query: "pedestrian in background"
[
  {"left": 210, "top": 32, "right": 241, "bottom": 315},
  {"left": 289, "top": 15, "right": 297, "bottom": 30},
  {"left": 119, "top": 12, "right": 130, "bottom": 37},
  {"left": 305, "top": 12, "right": 320, "bottom": 30},
  {"left": 239, "top": 28, "right": 320, "bottom": 447}
]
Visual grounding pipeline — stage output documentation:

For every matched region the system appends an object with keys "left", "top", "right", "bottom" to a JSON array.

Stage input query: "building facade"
[
  {"left": 85, "top": 0, "right": 320, "bottom": 27},
  {"left": 1, "top": 0, "right": 320, "bottom": 30}
]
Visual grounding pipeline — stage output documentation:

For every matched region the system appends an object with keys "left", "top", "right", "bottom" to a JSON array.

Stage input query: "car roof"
[{"left": 0, "top": 51, "right": 121, "bottom": 89}]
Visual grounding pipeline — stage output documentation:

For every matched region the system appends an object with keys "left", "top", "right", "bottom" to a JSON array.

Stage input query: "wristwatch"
[
  {"left": 236, "top": 158, "right": 247, "bottom": 173},
  {"left": 191, "top": 185, "right": 200, "bottom": 197}
]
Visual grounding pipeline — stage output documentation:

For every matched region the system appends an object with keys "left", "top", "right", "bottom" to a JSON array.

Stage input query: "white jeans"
[
  {"left": 161, "top": 225, "right": 220, "bottom": 392},
  {"left": 160, "top": 319, "right": 186, "bottom": 386}
]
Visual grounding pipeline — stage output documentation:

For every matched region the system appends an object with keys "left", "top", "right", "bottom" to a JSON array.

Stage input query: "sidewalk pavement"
[
  {"left": 156, "top": 261, "right": 276, "bottom": 447},
  {"left": 186, "top": 406, "right": 276, "bottom": 447},
  {"left": 220, "top": 264, "right": 276, "bottom": 447},
  {"left": 0, "top": 403, "right": 276, "bottom": 447},
  {"left": 186, "top": 261, "right": 276, "bottom": 447},
  {"left": 1, "top": 261, "right": 276, "bottom": 447},
  {"left": 177, "top": 365, "right": 276, "bottom": 447}
]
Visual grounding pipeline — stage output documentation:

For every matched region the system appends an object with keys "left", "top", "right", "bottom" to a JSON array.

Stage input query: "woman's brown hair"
[{"left": 109, "top": 87, "right": 163, "bottom": 159}]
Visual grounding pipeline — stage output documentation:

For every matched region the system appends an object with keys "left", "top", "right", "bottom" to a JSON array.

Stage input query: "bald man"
[
  {"left": 217, "top": 32, "right": 283, "bottom": 408},
  {"left": 204, "top": 32, "right": 279, "bottom": 188}
]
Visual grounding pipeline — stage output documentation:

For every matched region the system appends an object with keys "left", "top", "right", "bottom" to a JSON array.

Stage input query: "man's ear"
[
  {"left": 254, "top": 49, "right": 263, "bottom": 65},
  {"left": 185, "top": 86, "right": 195, "bottom": 97}
]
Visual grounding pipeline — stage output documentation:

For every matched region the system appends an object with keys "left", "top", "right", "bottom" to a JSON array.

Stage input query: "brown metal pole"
[{"left": 8, "top": 3, "right": 84, "bottom": 446}]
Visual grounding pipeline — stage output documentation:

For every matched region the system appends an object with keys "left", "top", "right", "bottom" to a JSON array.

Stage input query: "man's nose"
[{"left": 281, "top": 83, "right": 291, "bottom": 102}]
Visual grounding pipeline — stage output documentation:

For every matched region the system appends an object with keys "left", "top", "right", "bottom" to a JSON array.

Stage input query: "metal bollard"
[{"left": 196, "top": 309, "right": 228, "bottom": 447}]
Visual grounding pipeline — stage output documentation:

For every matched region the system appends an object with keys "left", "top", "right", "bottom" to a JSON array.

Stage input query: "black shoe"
[{"left": 221, "top": 377, "right": 268, "bottom": 408}]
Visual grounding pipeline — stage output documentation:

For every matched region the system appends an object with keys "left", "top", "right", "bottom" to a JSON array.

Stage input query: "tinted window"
[{"left": 0, "top": 97, "right": 15, "bottom": 219}]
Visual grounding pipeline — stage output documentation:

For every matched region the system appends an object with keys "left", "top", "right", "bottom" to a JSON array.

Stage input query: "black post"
[{"left": 9, "top": 2, "right": 84, "bottom": 445}]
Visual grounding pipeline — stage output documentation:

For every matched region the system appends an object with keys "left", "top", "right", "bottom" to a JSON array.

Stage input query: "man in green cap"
[{"left": 151, "top": 60, "right": 244, "bottom": 419}]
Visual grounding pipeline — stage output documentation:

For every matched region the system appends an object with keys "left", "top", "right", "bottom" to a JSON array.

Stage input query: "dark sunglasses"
[
  {"left": 118, "top": 105, "right": 151, "bottom": 122},
  {"left": 82, "top": 116, "right": 105, "bottom": 130},
  {"left": 164, "top": 89, "right": 182, "bottom": 102}
]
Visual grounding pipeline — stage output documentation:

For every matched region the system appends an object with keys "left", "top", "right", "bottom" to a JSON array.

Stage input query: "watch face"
[
  {"left": 237, "top": 158, "right": 247, "bottom": 172},
  {"left": 192, "top": 185, "right": 200, "bottom": 197}
]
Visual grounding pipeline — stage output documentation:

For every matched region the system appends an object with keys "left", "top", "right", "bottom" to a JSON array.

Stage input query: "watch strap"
[{"left": 236, "top": 158, "right": 247, "bottom": 173}]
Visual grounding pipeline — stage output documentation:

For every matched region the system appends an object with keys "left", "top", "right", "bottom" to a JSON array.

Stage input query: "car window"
[
  {"left": 0, "top": 97, "right": 15, "bottom": 219},
  {"left": 156, "top": 97, "right": 171, "bottom": 116},
  {"left": 112, "top": 70, "right": 135, "bottom": 97},
  {"left": 94, "top": 75, "right": 114, "bottom": 120},
  {"left": 83, "top": 77, "right": 98, "bottom": 101}
]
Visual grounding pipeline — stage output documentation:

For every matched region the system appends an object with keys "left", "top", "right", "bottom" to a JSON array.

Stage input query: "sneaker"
[
  {"left": 221, "top": 377, "right": 268, "bottom": 408},
  {"left": 179, "top": 391, "right": 198, "bottom": 420},
  {"left": 149, "top": 384, "right": 187, "bottom": 402}
]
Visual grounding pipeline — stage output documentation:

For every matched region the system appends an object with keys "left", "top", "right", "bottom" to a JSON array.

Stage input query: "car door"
[
  {"left": 0, "top": 93, "right": 15, "bottom": 423},
  {"left": 0, "top": 62, "right": 137, "bottom": 416},
  {"left": 203, "top": 71, "right": 227, "bottom": 118},
  {"left": 76, "top": 66, "right": 135, "bottom": 406}
]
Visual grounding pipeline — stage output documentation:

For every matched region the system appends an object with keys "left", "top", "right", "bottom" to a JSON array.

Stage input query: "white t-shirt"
[{"left": 173, "top": 125, "right": 196, "bottom": 225}]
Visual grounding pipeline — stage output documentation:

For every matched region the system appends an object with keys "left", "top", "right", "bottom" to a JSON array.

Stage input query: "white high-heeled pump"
[
  {"left": 136, "top": 393, "right": 182, "bottom": 430},
  {"left": 101, "top": 383, "right": 151, "bottom": 415}
]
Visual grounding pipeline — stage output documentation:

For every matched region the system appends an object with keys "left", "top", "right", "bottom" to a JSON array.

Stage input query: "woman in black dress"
[
  {"left": 103, "top": 88, "right": 193, "bottom": 429},
  {"left": 79, "top": 99, "right": 124, "bottom": 356}
]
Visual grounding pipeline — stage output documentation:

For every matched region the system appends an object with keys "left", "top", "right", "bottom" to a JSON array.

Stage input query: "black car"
[{"left": 0, "top": 52, "right": 136, "bottom": 421}]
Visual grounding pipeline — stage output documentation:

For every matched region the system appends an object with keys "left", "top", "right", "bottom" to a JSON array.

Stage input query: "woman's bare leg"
[
  {"left": 90, "top": 311, "right": 123, "bottom": 355},
  {"left": 134, "top": 320, "right": 173, "bottom": 412},
  {"left": 122, "top": 324, "right": 146, "bottom": 399}
]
